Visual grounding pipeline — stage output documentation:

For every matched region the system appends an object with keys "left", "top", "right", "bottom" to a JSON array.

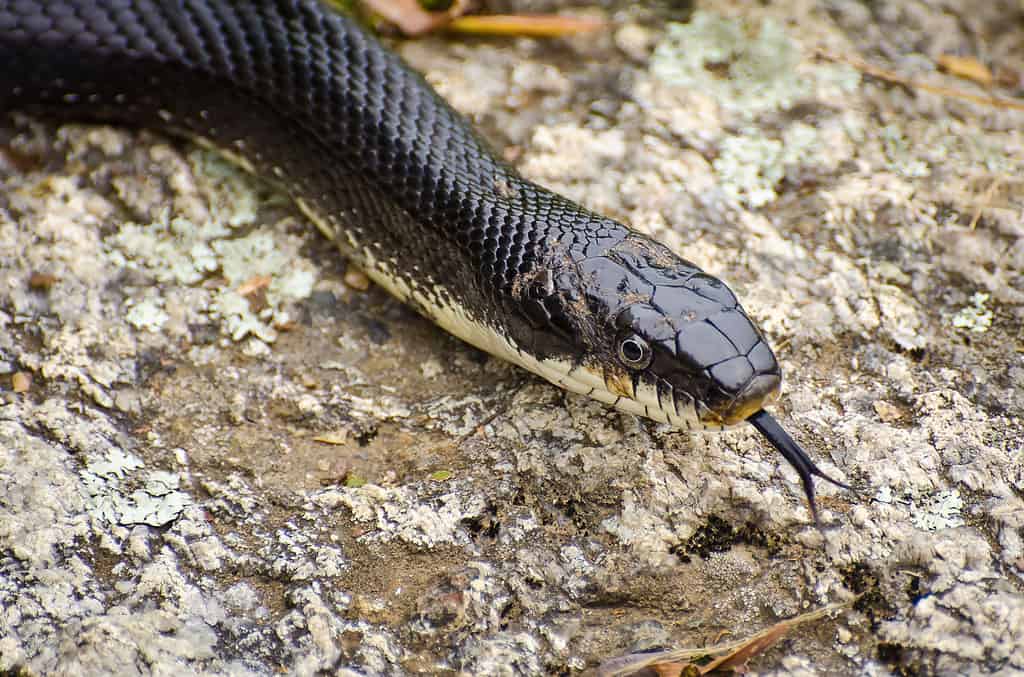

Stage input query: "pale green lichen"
[
  {"left": 213, "top": 290, "right": 278, "bottom": 343},
  {"left": 188, "top": 149, "right": 260, "bottom": 227},
  {"left": 106, "top": 150, "right": 317, "bottom": 344},
  {"left": 712, "top": 123, "right": 820, "bottom": 207},
  {"left": 83, "top": 446, "right": 143, "bottom": 480},
  {"left": 880, "top": 124, "right": 931, "bottom": 178},
  {"left": 911, "top": 489, "right": 965, "bottom": 531},
  {"left": 651, "top": 12, "right": 861, "bottom": 207},
  {"left": 117, "top": 471, "right": 193, "bottom": 527},
  {"left": 651, "top": 13, "right": 807, "bottom": 117},
  {"left": 952, "top": 292, "right": 994, "bottom": 333},
  {"left": 125, "top": 296, "right": 170, "bottom": 332},
  {"left": 213, "top": 232, "right": 314, "bottom": 297},
  {"left": 80, "top": 449, "right": 192, "bottom": 527},
  {"left": 960, "top": 129, "right": 1019, "bottom": 174},
  {"left": 105, "top": 214, "right": 225, "bottom": 285},
  {"left": 878, "top": 119, "right": 1019, "bottom": 186},
  {"left": 874, "top": 485, "right": 966, "bottom": 532},
  {"left": 211, "top": 232, "right": 317, "bottom": 341}
]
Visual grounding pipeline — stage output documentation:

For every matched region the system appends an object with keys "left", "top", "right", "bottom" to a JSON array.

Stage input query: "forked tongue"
[{"left": 748, "top": 409, "right": 851, "bottom": 528}]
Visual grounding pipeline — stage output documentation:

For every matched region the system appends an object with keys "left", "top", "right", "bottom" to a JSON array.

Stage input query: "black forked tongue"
[{"left": 748, "top": 409, "right": 852, "bottom": 528}]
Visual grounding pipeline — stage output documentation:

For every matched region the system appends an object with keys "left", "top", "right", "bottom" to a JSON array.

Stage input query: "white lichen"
[
  {"left": 952, "top": 292, "right": 994, "bottom": 333},
  {"left": 911, "top": 489, "right": 966, "bottom": 531},
  {"left": 80, "top": 449, "right": 192, "bottom": 527},
  {"left": 105, "top": 151, "right": 317, "bottom": 344},
  {"left": 712, "top": 123, "right": 821, "bottom": 207},
  {"left": 651, "top": 13, "right": 807, "bottom": 117},
  {"left": 125, "top": 296, "right": 170, "bottom": 332}
]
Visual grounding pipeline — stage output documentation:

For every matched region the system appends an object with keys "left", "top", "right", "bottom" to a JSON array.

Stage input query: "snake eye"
[{"left": 618, "top": 335, "right": 653, "bottom": 370}]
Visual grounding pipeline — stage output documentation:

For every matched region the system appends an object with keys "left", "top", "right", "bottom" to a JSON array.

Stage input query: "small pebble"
[
  {"left": 344, "top": 268, "right": 371, "bottom": 291},
  {"left": 873, "top": 400, "right": 903, "bottom": 423}
]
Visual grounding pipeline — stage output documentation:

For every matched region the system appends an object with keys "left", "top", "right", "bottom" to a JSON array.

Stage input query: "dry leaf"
[
  {"left": 653, "top": 662, "right": 685, "bottom": 677},
  {"left": 28, "top": 271, "right": 59, "bottom": 290},
  {"left": 237, "top": 274, "right": 272, "bottom": 296},
  {"left": 360, "top": 0, "right": 469, "bottom": 36},
  {"left": 596, "top": 601, "right": 853, "bottom": 677},
  {"left": 313, "top": 430, "right": 350, "bottom": 445},
  {"left": 936, "top": 54, "right": 993, "bottom": 87},
  {"left": 873, "top": 400, "right": 903, "bottom": 423},
  {"left": 344, "top": 268, "right": 371, "bottom": 291},
  {"left": 12, "top": 372, "right": 32, "bottom": 393},
  {"left": 699, "top": 620, "right": 792, "bottom": 673}
]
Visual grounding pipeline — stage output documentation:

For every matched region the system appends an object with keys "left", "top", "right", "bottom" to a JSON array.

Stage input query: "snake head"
[
  {"left": 512, "top": 231, "right": 782, "bottom": 429},
  {"left": 511, "top": 229, "right": 848, "bottom": 524}
]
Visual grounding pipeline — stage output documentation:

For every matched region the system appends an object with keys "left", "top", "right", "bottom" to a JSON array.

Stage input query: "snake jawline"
[{"left": 290, "top": 190, "right": 702, "bottom": 430}]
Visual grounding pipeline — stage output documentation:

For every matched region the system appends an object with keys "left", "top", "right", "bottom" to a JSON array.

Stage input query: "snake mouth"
[{"left": 698, "top": 372, "right": 782, "bottom": 427}]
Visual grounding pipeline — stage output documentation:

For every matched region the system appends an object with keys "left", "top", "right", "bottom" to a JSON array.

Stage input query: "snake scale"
[{"left": 0, "top": 0, "right": 849, "bottom": 522}]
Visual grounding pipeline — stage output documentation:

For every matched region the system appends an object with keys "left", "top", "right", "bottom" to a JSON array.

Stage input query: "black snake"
[{"left": 0, "top": 0, "right": 849, "bottom": 522}]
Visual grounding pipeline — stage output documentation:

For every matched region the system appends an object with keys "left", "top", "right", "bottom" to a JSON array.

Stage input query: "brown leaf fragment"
[
  {"left": 596, "top": 601, "right": 853, "bottom": 677},
  {"left": 0, "top": 145, "right": 39, "bottom": 173},
  {"left": 936, "top": 54, "right": 993, "bottom": 87},
  {"left": 699, "top": 620, "right": 792, "bottom": 673},
  {"left": 652, "top": 663, "right": 685, "bottom": 677},
  {"left": 994, "top": 66, "right": 1023, "bottom": 90},
  {"left": 12, "top": 371, "right": 32, "bottom": 393},
  {"left": 968, "top": 176, "right": 1004, "bottom": 230},
  {"left": 873, "top": 400, "right": 904, "bottom": 423},
  {"left": 360, "top": 0, "right": 469, "bottom": 37},
  {"left": 237, "top": 274, "right": 272, "bottom": 296},
  {"left": 28, "top": 271, "right": 59, "bottom": 290},
  {"left": 313, "top": 430, "right": 350, "bottom": 445},
  {"left": 344, "top": 268, "right": 371, "bottom": 291}
]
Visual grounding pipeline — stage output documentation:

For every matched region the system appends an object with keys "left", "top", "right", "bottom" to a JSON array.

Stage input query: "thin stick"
[
  {"left": 816, "top": 49, "right": 1024, "bottom": 113},
  {"left": 596, "top": 600, "right": 854, "bottom": 677},
  {"left": 968, "top": 177, "right": 1003, "bottom": 230}
]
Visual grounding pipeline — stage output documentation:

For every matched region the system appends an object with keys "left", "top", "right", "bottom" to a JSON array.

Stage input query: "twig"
[
  {"left": 446, "top": 14, "right": 606, "bottom": 38},
  {"left": 815, "top": 49, "right": 1024, "bottom": 112},
  {"left": 596, "top": 600, "right": 854, "bottom": 676},
  {"left": 968, "top": 177, "right": 1003, "bottom": 230}
]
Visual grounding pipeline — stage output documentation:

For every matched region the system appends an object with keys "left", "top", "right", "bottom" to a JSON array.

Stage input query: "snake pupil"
[{"left": 619, "top": 336, "right": 652, "bottom": 369}]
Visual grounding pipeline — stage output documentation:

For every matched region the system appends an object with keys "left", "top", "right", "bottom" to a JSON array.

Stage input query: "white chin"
[{"left": 518, "top": 354, "right": 706, "bottom": 431}]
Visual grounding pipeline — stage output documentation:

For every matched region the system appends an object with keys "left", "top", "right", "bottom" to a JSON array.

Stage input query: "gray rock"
[{"left": 1, "top": 2, "right": 1022, "bottom": 675}]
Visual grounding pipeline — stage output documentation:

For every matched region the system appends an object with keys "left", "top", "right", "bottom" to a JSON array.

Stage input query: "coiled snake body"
[{"left": 0, "top": 0, "right": 847, "bottom": 520}]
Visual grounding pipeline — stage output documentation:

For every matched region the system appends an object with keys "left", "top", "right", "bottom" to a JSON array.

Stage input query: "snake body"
[{"left": 0, "top": 0, "right": 847, "bottom": 520}]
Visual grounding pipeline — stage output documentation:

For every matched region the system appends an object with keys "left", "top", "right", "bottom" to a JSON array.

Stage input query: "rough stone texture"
[{"left": 1, "top": 1, "right": 1023, "bottom": 675}]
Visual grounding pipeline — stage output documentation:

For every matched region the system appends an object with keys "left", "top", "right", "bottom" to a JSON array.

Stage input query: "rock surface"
[{"left": 1, "top": 1, "right": 1022, "bottom": 675}]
